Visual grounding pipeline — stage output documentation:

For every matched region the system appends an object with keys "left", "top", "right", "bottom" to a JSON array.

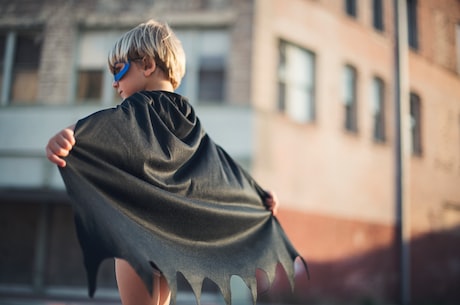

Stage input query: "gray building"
[{"left": 0, "top": 0, "right": 256, "bottom": 304}]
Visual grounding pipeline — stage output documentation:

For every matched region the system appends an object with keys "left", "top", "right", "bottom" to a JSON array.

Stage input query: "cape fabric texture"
[{"left": 59, "top": 91, "right": 306, "bottom": 305}]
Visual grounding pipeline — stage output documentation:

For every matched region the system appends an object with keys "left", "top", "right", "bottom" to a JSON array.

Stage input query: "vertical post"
[
  {"left": 1, "top": 31, "right": 16, "bottom": 106},
  {"left": 393, "top": 0, "right": 411, "bottom": 304}
]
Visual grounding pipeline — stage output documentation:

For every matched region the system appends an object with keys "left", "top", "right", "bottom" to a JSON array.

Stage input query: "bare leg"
[{"left": 115, "top": 258, "right": 171, "bottom": 305}]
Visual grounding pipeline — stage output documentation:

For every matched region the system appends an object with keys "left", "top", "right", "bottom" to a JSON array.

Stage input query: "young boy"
[{"left": 46, "top": 20, "right": 297, "bottom": 305}]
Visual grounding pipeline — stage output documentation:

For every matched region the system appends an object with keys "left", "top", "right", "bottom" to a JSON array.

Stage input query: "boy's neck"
[{"left": 147, "top": 79, "right": 174, "bottom": 93}]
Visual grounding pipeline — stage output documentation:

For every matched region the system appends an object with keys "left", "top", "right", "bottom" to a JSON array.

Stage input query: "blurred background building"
[{"left": 0, "top": 0, "right": 459, "bottom": 305}]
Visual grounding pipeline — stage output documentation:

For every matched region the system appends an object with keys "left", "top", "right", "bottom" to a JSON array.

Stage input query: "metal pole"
[
  {"left": 1, "top": 32, "right": 15, "bottom": 106},
  {"left": 393, "top": 0, "right": 411, "bottom": 304}
]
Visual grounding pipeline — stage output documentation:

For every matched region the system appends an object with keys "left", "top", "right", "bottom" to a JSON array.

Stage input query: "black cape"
[{"left": 59, "top": 91, "right": 307, "bottom": 305}]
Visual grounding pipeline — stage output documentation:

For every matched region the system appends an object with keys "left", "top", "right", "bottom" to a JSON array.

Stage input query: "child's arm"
[{"left": 46, "top": 124, "right": 76, "bottom": 167}]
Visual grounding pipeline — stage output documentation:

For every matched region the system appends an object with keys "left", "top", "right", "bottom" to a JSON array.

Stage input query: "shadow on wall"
[{"left": 259, "top": 226, "right": 460, "bottom": 305}]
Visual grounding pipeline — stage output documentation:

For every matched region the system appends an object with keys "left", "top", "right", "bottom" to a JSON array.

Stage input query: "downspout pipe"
[{"left": 393, "top": 1, "right": 411, "bottom": 304}]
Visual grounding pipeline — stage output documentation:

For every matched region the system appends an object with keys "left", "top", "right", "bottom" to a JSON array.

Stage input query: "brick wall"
[{"left": 251, "top": 0, "right": 460, "bottom": 303}]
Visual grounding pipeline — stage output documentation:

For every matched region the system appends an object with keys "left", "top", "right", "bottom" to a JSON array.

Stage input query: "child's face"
[{"left": 112, "top": 59, "right": 148, "bottom": 100}]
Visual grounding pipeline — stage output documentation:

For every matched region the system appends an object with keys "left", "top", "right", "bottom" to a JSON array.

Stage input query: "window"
[
  {"left": 175, "top": 29, "right": 229, "bottom": 104},
  {"left": 343, "top": 65, "right": 358, "bottom": 132},
  {"left": 76, "top": 30, "right": 123, "bottom": 104},
  {"left": 0, "top": 30, "right": 43, "bottom": 105},
  {"left": 77, "top": 70, "right": 104, "bottom": 100},
  {"left": 197, "top": 32, "right": 227, "bottom": 102},
  {"left": 372, "top": 0, "right": 384, "bottom": 31},
  {"left": 410, "top": 93, "right": 422, "bottom": 155},
  {"left": 407, "top": 0, "right": 419, "bottom": 49},
  {"left": 277, "top": 40, "right": 316, "bottom": 123},
  {"left": 345, "top": 0, "right": 358, "bottom": 18},
  {"left": 371, "top": 77, "right": 385, "bottom": 142}
]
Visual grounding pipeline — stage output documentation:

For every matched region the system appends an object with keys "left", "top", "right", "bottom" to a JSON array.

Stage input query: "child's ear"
[{"left": 143, "top": 58, "right": 156, "bottom": 76}]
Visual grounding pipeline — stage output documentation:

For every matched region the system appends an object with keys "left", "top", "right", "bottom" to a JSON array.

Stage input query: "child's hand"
[
  {"left": 46, "top": 125, "right": 76, "bottom": 167},
  {"left": 265, "top": 191, "right": 279, "bottom": 216}
]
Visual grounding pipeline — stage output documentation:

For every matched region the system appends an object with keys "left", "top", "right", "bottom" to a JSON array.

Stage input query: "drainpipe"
[{"left": 393, "top": 1, "right": 411, "bottom": 305}]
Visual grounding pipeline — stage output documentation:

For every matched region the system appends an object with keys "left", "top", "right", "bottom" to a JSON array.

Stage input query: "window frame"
[
  {"left": 0, "top": 30, "right": 43, "bottom": 106},
  {"left": 277, "top": 39, "right": 316, "bottom": 124}
]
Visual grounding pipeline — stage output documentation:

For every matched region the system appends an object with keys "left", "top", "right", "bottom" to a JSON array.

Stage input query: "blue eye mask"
[{"left": 114, "top": 60, "right": 131, "bottom": 82}]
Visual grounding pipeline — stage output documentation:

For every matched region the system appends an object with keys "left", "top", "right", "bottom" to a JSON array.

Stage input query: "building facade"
[
  {"left": 251, "top": 0, "right": 460, "bottom": 304},
  {"left": 1, "top": 0, "right": 459, "bottom": 305}
]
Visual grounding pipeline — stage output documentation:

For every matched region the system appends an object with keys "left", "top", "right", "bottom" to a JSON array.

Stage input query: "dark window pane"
[
  {"left": 277, "top": 41, "right": 287, "bottom": 112},
  {"left": 373, "top": 0, "right": 384, "bottom": 31},
  {"left": 344, "top": 65, "right": 358, "bottom": 132},
  {"left": 345, "top": 103, "right": 357, "bottom": 131},
  {"left": 373, "top": 77, "right": 385, "bottom": 141},
  {"left": 198, "top": 69, "right": 224, "bottom": 102},
  {"left": 407, "top": 0, "right": 419, "bottom": 49},
  {"left": 11, "top": 33, "right": 42, "bottom": 104},
  {"left": 410, "top": 93, "right": 422, "bottom": 155},
  {"left": 14, "top": 34, "right": 41, "bottom": 68},
  {"left": 345, "top": 0, "right": 357, "bottom": 17},
  {"left": 198, "top": 56, "right": 225, "bottom": 103},
  {"left": 77, "top": 70, "right": 103, "bottom": 101},
  {"left": 277, "top": 81, "right": 286, "bottom": 112}
]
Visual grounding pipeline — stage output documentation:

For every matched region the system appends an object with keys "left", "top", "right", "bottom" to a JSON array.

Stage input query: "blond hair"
[{"left": 108, "top": 19, "right": 186, "bottom": 89}]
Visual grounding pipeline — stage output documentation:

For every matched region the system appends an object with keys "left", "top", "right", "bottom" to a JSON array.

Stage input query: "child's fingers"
[
  {"left": 265, "top": 191, "right": 279, "bottom": 216},
  {"left": 46, "top": 147, "right": 67, "bottom": 167},
  {"left": 55, "top": 131, "right": 75, "bottom": 152},
  {"left": 45, "top": 125, "right": 76, "bottom": 168},
  {"left": 61, "top": 128, "right": 76, "bottom": 146},
  {"left": 47, "top": 130, "right": 75, "bottom": 155},
  {"left": 45, "top": 130, "right": 76, "bottom": 167},
  {"left": 48, "top": 137, "right": 71, "bottom": 157}
]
